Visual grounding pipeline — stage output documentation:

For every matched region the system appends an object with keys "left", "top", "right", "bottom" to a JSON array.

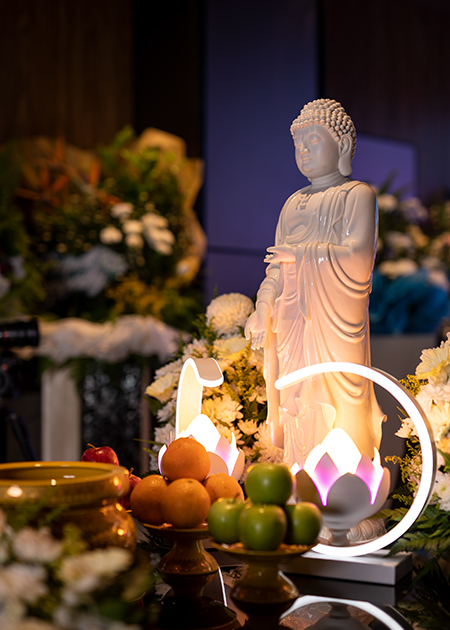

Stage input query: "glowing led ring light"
[{"left": 275, "top": 361, "right": 437, "bottom": 558}]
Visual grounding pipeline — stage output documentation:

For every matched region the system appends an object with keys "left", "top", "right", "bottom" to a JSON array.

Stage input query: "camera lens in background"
[{"left": 0, "top": 319, "right": 39, "bottom": 348}]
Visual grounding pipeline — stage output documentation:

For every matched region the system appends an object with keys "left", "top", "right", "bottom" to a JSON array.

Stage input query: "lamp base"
[{"left": 281, "top": 549, "right": 412, "bottom": 585}]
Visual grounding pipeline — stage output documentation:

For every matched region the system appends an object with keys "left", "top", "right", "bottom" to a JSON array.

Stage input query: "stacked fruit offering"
[
  {"left": 130, "top": 437, "right": 243, "bottom": 529},
  {"left": 208, "top": 463, "right": 323, "bottom": 550}
]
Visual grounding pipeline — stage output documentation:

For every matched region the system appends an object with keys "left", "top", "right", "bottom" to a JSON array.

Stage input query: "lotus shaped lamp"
[
  {"left": 275, "top": 361, "right": 436, "bottom": 557},
  {"left": 158, "top": 358, "right": 245, "bottom": 480},
  {"left": 293, "top": 428, "right": 390, "bottom": 545}
]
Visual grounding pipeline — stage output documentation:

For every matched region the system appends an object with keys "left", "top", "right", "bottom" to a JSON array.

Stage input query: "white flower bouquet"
[
  {"left": 145, "top": 293, "right": 284, "bottom": 479},
  {"left": 381, "top": 333, "right": 450, "bottom": 556},
  {"left": 0, "top": 507, "right": 159, "bottom": 629},
  {"left": 370, "top": 180, "right": 450, "bottom": 334}
]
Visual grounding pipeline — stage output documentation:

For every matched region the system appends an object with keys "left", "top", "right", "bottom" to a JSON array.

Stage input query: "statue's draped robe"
[{"left": 262, "top": 180, "right": 385, "bottom": 468}]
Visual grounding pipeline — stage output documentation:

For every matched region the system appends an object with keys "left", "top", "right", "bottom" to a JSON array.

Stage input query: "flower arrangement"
[
  {"left": 0, "top": 506, "right": 160, "bottom": 630},
  {"left": 145, "top": 293, "right": 283, "bottom": 478},
  {"left": 6, "top": 127, "right": 204, "bottom": 330},
  {"left": 0, "top": 145, "right": 44, "bottom": 319},
  {"left": 381, "top": 333, "right": 450, "bottom": 557},
  {"left": 370, "top": 179, "right": 450, "bottom": 334}
]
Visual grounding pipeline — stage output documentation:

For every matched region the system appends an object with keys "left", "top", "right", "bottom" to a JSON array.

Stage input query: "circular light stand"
[{"left": 275, "top": 361, "right": 437, "bottom": 557}]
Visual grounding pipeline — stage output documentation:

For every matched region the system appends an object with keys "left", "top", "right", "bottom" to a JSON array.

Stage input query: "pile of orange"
[{"left": 130, "top": 437, "right": 243, "bottom": 529}]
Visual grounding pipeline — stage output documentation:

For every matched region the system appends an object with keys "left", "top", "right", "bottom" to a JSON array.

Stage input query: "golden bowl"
[{"left": 0, "top": 461, "right": 137, "bottom": 552}]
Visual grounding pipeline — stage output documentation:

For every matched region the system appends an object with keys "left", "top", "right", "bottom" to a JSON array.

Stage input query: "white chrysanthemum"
[
  {"left": 156, "top": 399, "right": 177, "bottom": 424},
  {"left": 99, "top": 225, "right": 123, "bottom": 245},
  {"left": 238, "top": 419, "right": 259, "bottom": 436},
  {"left": 378, "top": 258, "right": 418, "bottom": 279},
  {"left": 252, "top": 422, "right": 284, "bottom": 464},
  {"left": 214, "top": 336, "right": 248, "bottom": 361},
  {"left": 395, "top": 416, "right": 417, "bottom": 439},
  {"left": 12, "top": 527, "right": 62, "bottom": 564},
  {"left": 59, "top": 548, "right": 131, "bottom": 596},
  {"left": 181, "top": 339, "right": 209, "bottom": 361},
  {"left": 206, "top": 293, "right": 254, "bottom": 338},
  {"left": 377, "top": 193, "right": 398, "bottom": 212},
  {"left": 248, "top": 347, "right": 264, "bottom": 371},
  {"left": 434, "top": 471, "right": 450, "bottom": 511},
  {"left": 202, "top": 394, "right": 243, "bottom": 426},
  {"left": 154, "top": 423, "right": 175, "bottom": 447},
  {"left": 248, "top": 386, "right": 267, "bottom": 404},
  {"left": 416, "top": 340, "right": 450, "bottom": 383},
  {"left": 154, "top": 358, "right": 183, "bottom": 380},
  {"left": 420, "top": 380, "right": 450, "bottom": 404},
  {"left": 0, "top": 564, "right": 48, "bottom": 603},
  {"left": 416, "top": 394, "right": 450, "bottom": 441},
  {"left": 145, "top": 372, "right": 179, "bottom": 404},
  {"left": 110, "top": 202, "right": 133, "bottom": 220}
]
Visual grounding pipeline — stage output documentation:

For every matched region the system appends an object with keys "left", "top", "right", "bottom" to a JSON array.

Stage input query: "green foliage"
[
  {"left": 398, "top": 559, "right": 450, "bottom": 629},
  {"left": 3, "top": 495, "right": 67, "bottom": 532}
]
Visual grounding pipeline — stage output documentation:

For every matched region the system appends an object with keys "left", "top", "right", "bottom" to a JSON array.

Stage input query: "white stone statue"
[{"left": 245, "top": 99, "right": 385, "bottom": 469}]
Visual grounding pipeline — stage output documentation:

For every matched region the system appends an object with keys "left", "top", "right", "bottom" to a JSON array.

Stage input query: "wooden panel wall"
[
  {"left": 0, "top": 0, "right": 134, "bottom": 148},
  {"left": 322, "top": 0, "right": 450, "bottom": 201}
]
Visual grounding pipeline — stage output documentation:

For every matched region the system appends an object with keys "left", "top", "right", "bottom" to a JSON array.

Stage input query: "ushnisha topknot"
[{"left": 290, "top": 98, "right": 356, "bottom": 160}]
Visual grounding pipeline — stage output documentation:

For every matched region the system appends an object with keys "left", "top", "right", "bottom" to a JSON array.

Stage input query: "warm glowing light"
[
  {"left": 303, "top": 428, "right": 384, "bottom": 505},
  {"left": 158, "top": 357, "right": 245, "bottom": 480},
  {"left": 177, "top": 413, "right": 245, "bottom": 480},
  {"left": 7, "top": 485, "right": 23, "bottom": 498},
  {"left": 51, "top": 479, "right": 57, "bottom": 486},
  {"left": 176, "top": 357, "right": 224, "bottom": 436},
  {"left": 276, "top": 361, "right": 437, "bottom": 557},
  {"left": 117, "top": 528, "right": 125, "bottom": 537}
]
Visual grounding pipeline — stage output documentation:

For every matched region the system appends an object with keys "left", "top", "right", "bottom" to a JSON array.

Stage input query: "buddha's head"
[{"left": 290, "top": 99, "right": 356, "bottom": 178}]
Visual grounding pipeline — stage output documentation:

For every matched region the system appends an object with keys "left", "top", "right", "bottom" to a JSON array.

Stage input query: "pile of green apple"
[{"left": 207, "top": 463, "right": 322, "bottom": 551}]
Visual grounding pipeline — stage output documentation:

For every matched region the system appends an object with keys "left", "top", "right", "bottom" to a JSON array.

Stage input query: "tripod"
[{"left": 0, "top": 352, "right": 37, "bottom": 463}]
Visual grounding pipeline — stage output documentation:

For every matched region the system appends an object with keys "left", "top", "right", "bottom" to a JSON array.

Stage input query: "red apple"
[
  {"left": 81, "top": 444, "right": 120, "bottom": 465},
  {"left": 119, "top": 470, "right": 141, "bottom": 510}
]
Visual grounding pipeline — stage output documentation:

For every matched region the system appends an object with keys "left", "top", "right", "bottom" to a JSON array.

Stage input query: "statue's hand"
[
  {"left": 245, "top": 303, "right": 271, "bottom": 349},
  {"left": 265, "top": 245, "right": 296, "bottom": 263}
]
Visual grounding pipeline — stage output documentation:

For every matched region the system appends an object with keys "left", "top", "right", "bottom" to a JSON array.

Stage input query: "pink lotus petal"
[{"left": 310, "top": 452, "right": 342, "bottom": 506}]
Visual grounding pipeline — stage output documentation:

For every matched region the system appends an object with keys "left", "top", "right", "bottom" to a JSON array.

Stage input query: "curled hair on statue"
[{"left": 290, "top": 98, "right": 356, "bottom": 161}]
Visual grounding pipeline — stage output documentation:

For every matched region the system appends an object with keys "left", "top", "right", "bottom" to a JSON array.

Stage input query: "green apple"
[
  {"left": 238, "top": 503, "right": 287, "bottom": 551},
  {"left": 245, "top": 463, "right": 293, "bottom": 505},
  {"left": 207, "top": 497, "right": 247, "bottom": 544},
  {"left": 284, "top": 502, "right": 323, "bottom": 545}
]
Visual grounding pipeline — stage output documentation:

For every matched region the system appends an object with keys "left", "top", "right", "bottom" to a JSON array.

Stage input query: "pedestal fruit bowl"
[{"left": 0, "top": 461, "right": 137, "bottom": 551}]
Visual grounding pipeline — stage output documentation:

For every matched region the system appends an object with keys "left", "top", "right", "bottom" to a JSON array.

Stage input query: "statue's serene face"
[{"left": 292, "top": 124, "right": 340, "bottom": 179}]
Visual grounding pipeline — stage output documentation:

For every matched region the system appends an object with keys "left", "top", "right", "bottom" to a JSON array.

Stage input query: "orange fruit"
[
  {"left": 160, "top": 478, "right": 211, "bottom": 528},
  {"left": 161, "top": 437, "right": 210, "bottom": 482},
  {"left": 130, "top": 474, "right": 169, "bottom": 525},
  {"left": 203, "top": 472, "right": 244, "bottom": 504}
]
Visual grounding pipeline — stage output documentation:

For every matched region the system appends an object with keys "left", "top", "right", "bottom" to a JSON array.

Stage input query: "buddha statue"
[{"left": 245, "top": 98, "right": 385, "bottom": 469}]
